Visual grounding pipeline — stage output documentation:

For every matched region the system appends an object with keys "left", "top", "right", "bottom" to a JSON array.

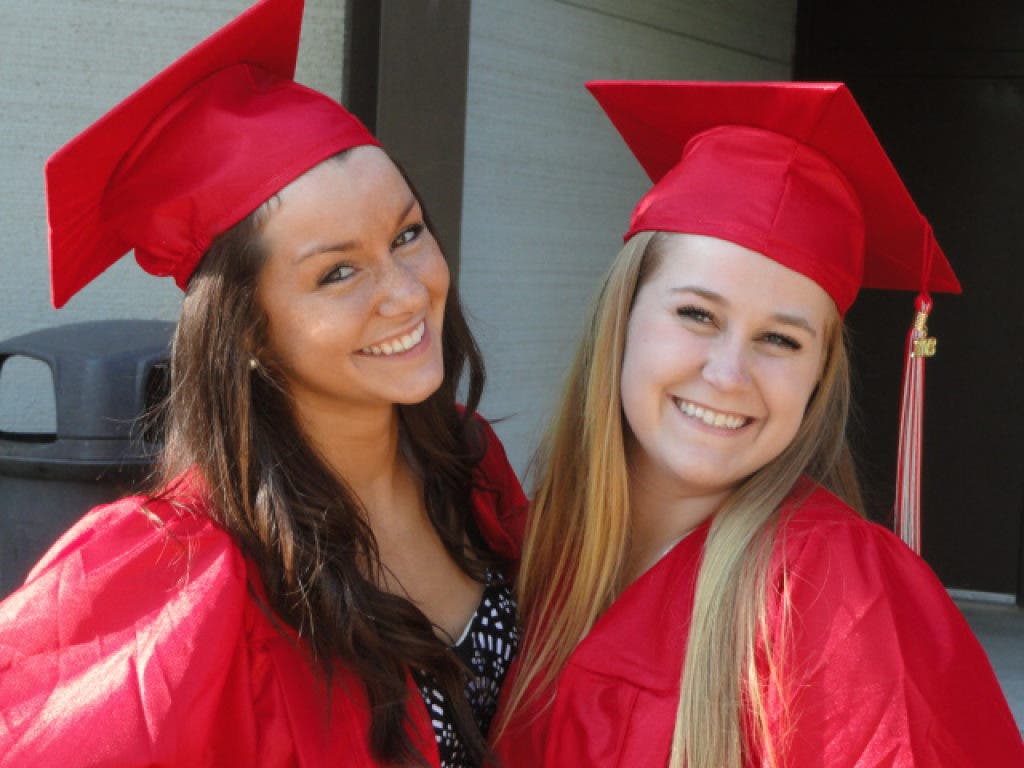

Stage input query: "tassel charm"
[
  {"left": 911, "top": 308, "right": 937, "bottom": 358},
  {"left": 894, "top": 293, "right": 934, "bottom": 553}
]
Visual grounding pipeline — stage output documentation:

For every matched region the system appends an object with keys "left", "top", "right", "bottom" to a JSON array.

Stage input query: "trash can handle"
[{"left": 0, "top": 351, "right": 58, "bottom": 441}]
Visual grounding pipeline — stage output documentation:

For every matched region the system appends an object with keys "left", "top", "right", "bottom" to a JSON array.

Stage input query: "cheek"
[
  {"left": 425, "top": 251, "right": 451, "bottom": 303},
  {"left": 619, "top": 353, "right": 642, "bottom": 429},
  {"left": 765, "top": 358, "right": 822, "bottom": 428},
  {"left": 257, "top": 296, "right": 292, "bottom": 361},
  {"left": 264, "top": 310, "right": 312, "bottom": 368},
  {"left": 622, "top": 312, "right": 695, "bottom": 382},
  {"left": 410, "top": 236, "right": 450, "bottom": 302},
  {"left": 619, "top": 325, "right": 659, "bottom": 432},
  {"left": 262, "top": 299, "right": 357, "bottom": 370}
]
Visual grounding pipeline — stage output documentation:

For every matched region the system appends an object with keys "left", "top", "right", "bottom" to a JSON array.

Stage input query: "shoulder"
[
  {"left": 20, "top": 476, "right": 245, "bottom": 601},
  {"left": 769, "top": 482, "right": 953, "bottom": 623},
  {"left": 0, "top": 473, "right": 250, "bottom": 651},
  {"left": 776, "top": 480, "right": 872, "bottom": 537},
  {"left": 773, "top": 481, "right": 914, "bottom": 575},
  {"left": 463, "top": 410, "right": 528, "bottom": 562},
  {"left": 467, "top": 412, "right": 518, "bottom": 483},
  {"left": 765, "top": 482, "right": 1024, "bottom": 764},
  {"left": 0, "top": 478, "right": 262, "bottom": 764}
]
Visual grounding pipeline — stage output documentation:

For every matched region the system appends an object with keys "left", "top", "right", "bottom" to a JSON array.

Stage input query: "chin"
[
  {"left": 397, "top": 377, "right": 445, "bottom": 407},
  {"left": 666, "top": 461, "right": 740, "bottom": 497}
]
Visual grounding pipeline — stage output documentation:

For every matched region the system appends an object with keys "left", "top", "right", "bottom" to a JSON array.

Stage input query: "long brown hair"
[
  {"left": 505, "top": 231, "right": 862, "bottom": 765},
  {"left": 151, "top": 153, "right": 498, "bottom": 766}
]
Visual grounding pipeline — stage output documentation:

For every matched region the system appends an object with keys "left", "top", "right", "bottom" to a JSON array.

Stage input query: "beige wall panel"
[
  {"left": 563, "top": 0, "right": 795, "bottom": 63},
  {"left": 0, "top": 0, "right": 344, "bottom": 428},
  {"left": 460, "top": 0, "right": 795, "bottom": 477}
]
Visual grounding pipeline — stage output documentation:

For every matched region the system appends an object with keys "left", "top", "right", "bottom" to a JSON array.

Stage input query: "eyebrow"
[
  {"left": 295, "top": 195, "right": 419, "bottom": 264},
  {"left": 670, "top": 285, "right": 818, "bottom": 337}
]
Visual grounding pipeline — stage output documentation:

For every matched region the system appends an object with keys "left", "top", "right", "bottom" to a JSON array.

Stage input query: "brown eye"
[
  {"left": 392, "top": 223, "right": 425, "bottom": 249},
  {"left": 319, "top": 264, "right": 356, "bottom": 285}
]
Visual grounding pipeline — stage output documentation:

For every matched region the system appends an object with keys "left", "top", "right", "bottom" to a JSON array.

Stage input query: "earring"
[{"left": 248, "top": 357, "right": 259, "bottom": 370}]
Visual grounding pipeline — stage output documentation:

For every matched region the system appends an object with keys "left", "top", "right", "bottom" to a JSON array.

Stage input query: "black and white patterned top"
[{"left": 413, "top": 570, "right": 519, "bottom": 767}]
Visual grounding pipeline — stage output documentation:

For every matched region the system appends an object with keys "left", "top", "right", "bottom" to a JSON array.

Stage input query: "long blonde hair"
[{"left": 504, "top": 232, "right": 862, "bottom": 766}]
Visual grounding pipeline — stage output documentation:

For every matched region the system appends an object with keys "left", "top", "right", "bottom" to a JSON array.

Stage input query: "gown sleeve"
[
  {"left": 0, "top": 495, "right": 277, "bottom": 767},
  {"left": 771, "top": 505, "right": 1024, "bottom": 767}
]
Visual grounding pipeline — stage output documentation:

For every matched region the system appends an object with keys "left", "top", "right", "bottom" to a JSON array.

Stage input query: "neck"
[
  {"left": 294, "top": 400, "right": 407, "bottom": 508},
  {"left": 624, "top": 459, "right": 730, "bottom": 586}
]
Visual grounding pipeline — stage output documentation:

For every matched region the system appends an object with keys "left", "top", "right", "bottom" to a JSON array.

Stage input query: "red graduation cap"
[
  {"left": 586, "top": 80, "right": 960, "bottom": 315},
  {"left": 46, "top": 0, "right": 378, "bottom": 308},
  {"left": 587, "top": 80, "right": 961, "bottom": 552}
]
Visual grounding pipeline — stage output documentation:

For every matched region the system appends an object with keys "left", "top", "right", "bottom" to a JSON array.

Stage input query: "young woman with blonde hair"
[{"left": 494, "top": 81, "right": 1023, "bottom": 766}]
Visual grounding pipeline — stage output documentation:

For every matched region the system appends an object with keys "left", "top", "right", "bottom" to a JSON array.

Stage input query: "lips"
[
  {"left": 359, "top": 320, "right": 426, "bottom": 356},
  {"left": 674, "top": 397, "right": 750, "bottom": 430}
]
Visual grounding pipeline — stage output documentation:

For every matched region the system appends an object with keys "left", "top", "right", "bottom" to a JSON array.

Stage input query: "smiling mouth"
[
  {"left": 359, "top": 321, "right": 426, "bottom": 356},
  {"left": 674, "top": 398, "right": 751, "bottom": 430}
]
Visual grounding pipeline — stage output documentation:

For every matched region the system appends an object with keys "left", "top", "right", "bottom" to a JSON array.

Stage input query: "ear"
[{"left": 242, "top": 321, "right": 268, "bottom": 371}]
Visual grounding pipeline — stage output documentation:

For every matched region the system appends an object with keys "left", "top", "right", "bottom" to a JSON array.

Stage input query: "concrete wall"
[
  {"left": 459, "top": 0, "right": 797, "bottom": 477},
  {"left": 0, "top": 0, "right": 346, "bottom": 431}
]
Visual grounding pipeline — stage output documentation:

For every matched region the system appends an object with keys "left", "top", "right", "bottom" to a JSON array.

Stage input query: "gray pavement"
[{"left": 958, "top": 600, "right": 1024, "bottom": 735}]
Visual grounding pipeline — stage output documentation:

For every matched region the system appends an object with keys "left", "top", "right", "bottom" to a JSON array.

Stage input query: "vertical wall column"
[{"left": 345, "top": 0, "right": 472, "bottom": 276}]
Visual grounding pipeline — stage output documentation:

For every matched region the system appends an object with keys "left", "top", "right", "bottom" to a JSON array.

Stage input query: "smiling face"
[
  {"left": 620, "top": 233, "right": 835, "bottom": 505},
  {"left": 255, "top": 146, "right": 449, "bottom": 425}
]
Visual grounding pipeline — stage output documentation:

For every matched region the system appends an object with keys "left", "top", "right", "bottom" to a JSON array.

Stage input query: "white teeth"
[
  {"left": 676, "top": 399, "right": 747, "bottom": 430},
  {"left": 361, "top": 321, "right": 425, "bottom": 357}
]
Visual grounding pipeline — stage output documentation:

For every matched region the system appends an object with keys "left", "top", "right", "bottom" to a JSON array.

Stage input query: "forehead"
[
  {"left": 642, "top": 233, "right": 835, "bottom": 321},
  {"left": 273, "top": 145, "right": 408, "bottom": 211},
  {"left": 259, "top": 146, "right": 413, "bottom": 250}
]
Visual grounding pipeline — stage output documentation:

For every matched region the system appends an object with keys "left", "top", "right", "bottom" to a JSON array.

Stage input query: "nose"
[
  {"left": 702, "top": 336, "right": 752, "bottom": 391},
  {"left": 376, "top": 257, "right": 428, "bottom": 318}
]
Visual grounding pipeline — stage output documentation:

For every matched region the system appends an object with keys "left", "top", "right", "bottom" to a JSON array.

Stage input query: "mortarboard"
[
  {"left": 46, "top": 0, "right": 378, "bottom": 309},
  {"left": 586, "top": 80, "right": 960, "bottom": 315},
  {"left": 587, "top": 80, "right": 961, "bottom": 552}
]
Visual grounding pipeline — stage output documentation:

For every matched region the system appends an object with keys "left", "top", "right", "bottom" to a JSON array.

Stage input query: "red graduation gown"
[
  {"left": 494, "top": 483, "right": 1024, "bottom": 767},
  {"left": 0, "top": 419, "right": 526, "bottom": 768}
]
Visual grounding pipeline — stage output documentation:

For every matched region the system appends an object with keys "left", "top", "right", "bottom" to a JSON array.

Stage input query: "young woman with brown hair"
[
  {"left": 0, "top": 2, "right": 524, "bottom": 766},
  {"left": 494, "top": 81, "right": 1024, "bottom": 767}
]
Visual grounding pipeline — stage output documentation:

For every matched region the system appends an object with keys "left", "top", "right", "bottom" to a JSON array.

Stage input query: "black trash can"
[{"left": 0, "top": 320, "right": 173, "bottom": 598}]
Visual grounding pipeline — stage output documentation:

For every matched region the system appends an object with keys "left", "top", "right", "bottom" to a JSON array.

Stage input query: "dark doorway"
[{"left": 796, "top": 2, "right": 1024, "bottom": 602}]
